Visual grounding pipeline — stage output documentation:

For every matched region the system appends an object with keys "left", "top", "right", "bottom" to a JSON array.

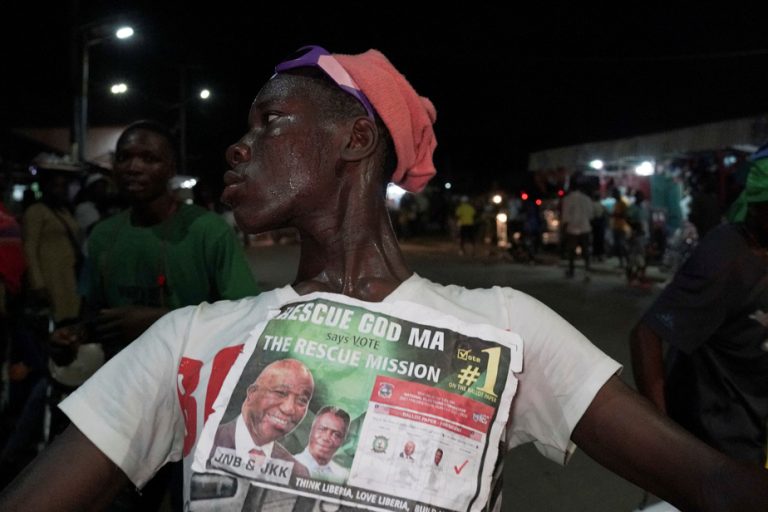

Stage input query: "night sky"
[{"left": 2, "top": 3, "right": 767, "bottom": 194}]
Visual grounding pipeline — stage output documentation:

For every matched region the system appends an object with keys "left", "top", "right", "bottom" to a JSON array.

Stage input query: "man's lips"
[
  {"left": 266, "top": 413, "right": 293, "bottom": 431},
  {"left": 223, "top": 170, "right": 245, "bottom": 187}
]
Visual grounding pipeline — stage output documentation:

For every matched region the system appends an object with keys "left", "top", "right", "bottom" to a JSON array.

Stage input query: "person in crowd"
[
  {"left": 630, "top": 146, "right": 768, "bottom": 468},
  {"left": 688, "top": 171, "right": 722, "bottom": 239},
  {"left": 561, "top": 178, "right": 594, "bottom": 280},
  {"left": 590, "top": 190, "right": 607, "bottom": 262},
  {"left": 454, "top": 195, "right": 476, "bottom": 256},
  {"left": 53, "top": 120, "right": 259, "bottom": 362},
  {"left": 74, "top": 173, "right": 111, "bottom": 238},
  {"left": 2, "top": 45, "right": 767, "bottom": 512},
  {"left": 22, "top": 170, "right": 82, "bottom": 325},
  {"left": 610, "top": 187, "right": 629, "bottom": 268},
  {"left": 48, "top": 120, "right": 260, "bottom": 511},
  {"left": 210, "top": 359, "right": 312, "bottom": 478},
  {"left": 293, "top": 405, "right": 350, "bottom": 482},
  {"left": 626, "top": 190, "right": 651, "bottom": 286}
]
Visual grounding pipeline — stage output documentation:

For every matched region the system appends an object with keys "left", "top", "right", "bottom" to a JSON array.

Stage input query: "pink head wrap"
[{"left": 333, "top": 50, "right": 437, "bottom": 193}]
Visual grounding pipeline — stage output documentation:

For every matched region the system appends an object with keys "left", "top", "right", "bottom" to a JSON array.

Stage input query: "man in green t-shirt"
[
  {"left": 49, "top": 120, "right": 259, "bottom": 511},
  {"left": 54, "top": 120, "right": 258, "bottom": 362}
]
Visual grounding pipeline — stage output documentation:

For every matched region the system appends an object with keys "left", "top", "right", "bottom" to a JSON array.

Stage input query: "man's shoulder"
[
  {"left": 273, "top": 443, "right": 310, "bottom": 477},
  {"left": 88, "top": 210, "right": 129, "bottom": 243},
  {"left": 213, "top": 419, "right": 237, "bottom": 447}
]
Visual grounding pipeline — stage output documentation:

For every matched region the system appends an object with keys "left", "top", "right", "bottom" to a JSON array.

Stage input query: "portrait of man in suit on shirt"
[
  {"left": 294, "top": 406, "right": 351, "bottom": 483},
  {"left": 209, "top": 358, "right": 314, "bottom": 478}
]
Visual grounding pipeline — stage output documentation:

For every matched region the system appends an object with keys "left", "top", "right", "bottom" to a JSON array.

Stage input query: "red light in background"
[
  {"left": 521, "top": 192, "right": 529, "bottom": 200},
  {"left": 557, "top": 189, "right": 564, "bottom": 196},
  {"left": 535, "top": 199, "right": 542, "bottom": 206}
]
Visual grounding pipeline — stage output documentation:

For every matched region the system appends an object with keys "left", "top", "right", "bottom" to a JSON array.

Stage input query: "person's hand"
[
  {"left": 49, "top": 324, "right": 86, "bottom": 366},
  {"left": 89, "top": 306, "right": 169, "bottom": 348}
]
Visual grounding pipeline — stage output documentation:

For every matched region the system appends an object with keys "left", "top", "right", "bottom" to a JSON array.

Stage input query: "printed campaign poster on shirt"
[{"left": 191, "top": 292, "right": 522, "bottom": 512}]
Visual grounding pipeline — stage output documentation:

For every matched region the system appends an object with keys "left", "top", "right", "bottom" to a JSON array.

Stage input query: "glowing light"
[
  {"left": 557, "top": 189, "right": 564, "bottom": 197},
  {"left": 496, "top": 213, "right": 508, "bottom": 223},
  {"left": 444, "top": 182, "right": 452, "bottom": 190},
  {"left": 199, "top": 89, "right": 211, "bottom": 100},
  {"left": 110, "top": 83, "right": 128, "bottom": 94},
  {"left": 589, "top": 159, "right": 604, "bottom": 170},
  {"left": 635, "top": 161, "right": 655, "bottom": 176},
  {"left": 535, "top": 199, "right": 542, "bottom": 206},
  {"left": 115, "top": 26, "right": 134, "bottom": 39},
  {"left": 521, "top": 192, "right": 529, "bottom": 201},
  {"left": 492, "top": 194, "right": 502, "bottom": 204}
]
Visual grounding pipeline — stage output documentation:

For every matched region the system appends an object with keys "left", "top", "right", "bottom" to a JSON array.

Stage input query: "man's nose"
[
  {"left": 279, "top": 394, "right": 304, "bottom": 415},
  {"left": 226, "top": 143, "right": 251, "bottom": 167}
]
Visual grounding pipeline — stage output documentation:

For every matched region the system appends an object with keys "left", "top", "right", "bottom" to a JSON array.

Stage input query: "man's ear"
[{"left": 340, "top": 117, "right": 378, "bottom": 163}]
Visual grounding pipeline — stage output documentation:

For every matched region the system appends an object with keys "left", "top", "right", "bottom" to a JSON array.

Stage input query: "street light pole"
[
  {"left": 179, "top": 66, "right": 187, "bottom": 174},
  {"left": 73, "top": 24, "right": 133, "bottom": 165}
]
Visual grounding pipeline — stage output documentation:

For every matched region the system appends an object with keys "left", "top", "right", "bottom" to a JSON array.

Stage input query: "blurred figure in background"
[
  {"left": 74, "top": 173, "right": 112, "bottom": 239},
  {"left": 591, "top": 190, "right": 607, "bottom": 262},
  {"left": 50, "top": 120, "right": 260, "bottom": 511},
  {"left": 561, "top": 179, "right": 594, "bottom": 280},
  {"left": 610, "top": 188, "right": 629, "bottom": 268},
  {"left": 22, "top": 170, "right": 82, "bottom": 325},
  {"left": 455, "top": 195, "right": 476, "bottom": 256},
  {"left": 631, "top": 145, "right": 768, "bottom": 467},
  {"left": 626, "top": 190, "right": 651, "bottom": 286},
  {"left": 688, "top": 171, "right": 723, "bottom": 240}
]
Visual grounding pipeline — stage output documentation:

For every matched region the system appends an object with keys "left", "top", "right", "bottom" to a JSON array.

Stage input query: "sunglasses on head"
[{"left": 274, "top": 45, "right": 375, "bottom": 120}]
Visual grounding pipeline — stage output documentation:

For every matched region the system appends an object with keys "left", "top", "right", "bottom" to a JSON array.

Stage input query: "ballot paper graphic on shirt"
[{"left": 191, "top": 292, "right": 522, "bottom": 512}]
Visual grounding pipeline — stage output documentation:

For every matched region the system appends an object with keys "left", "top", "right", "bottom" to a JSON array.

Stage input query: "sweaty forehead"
[{"left": 250, "top": 75, "right": 325, "bottom": 115}]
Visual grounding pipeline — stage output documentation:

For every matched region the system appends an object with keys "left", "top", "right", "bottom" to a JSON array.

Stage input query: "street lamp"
[{"left": 73, "top": 23, "right": 134, "bottom": 164}]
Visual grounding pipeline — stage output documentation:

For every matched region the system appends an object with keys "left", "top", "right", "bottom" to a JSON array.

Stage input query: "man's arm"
[
  {"left": 629, "top": 321, "right": 666, "bottom": 412},
  {"left": 572, "top": 375, "right": 768, "bottom": 512},
  {"left": 0, "top": 424, "right": 128, "bottom": 511}
]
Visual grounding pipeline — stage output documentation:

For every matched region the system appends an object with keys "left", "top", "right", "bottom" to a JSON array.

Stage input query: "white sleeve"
[
  {"left": 501, "top": 289, "right": 621, "bottom": 465},
  {"left": 58, "top": 308, "right": 193, "bottom": 488}
]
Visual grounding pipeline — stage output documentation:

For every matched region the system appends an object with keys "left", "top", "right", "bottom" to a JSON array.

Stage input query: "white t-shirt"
[
  {"left": 60, "top": 273, "right": 619, "bottom": 507},
  {"left": 562, "top": 190, "right": 594, "bottom": 235}
]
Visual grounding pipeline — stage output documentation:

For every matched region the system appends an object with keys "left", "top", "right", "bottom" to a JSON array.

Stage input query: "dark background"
[{"left": 2, "top": 2, "right": 767, "bottom": 194}]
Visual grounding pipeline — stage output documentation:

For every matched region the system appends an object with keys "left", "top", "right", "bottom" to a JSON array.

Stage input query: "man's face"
[
  {"left": 434, "top": 449, "right": 442, "bottom": 466},
  {"left": 404, "top": 441, "right": 415, "bottom": 456},
  {"left": 113, "top": 129, "right": 175, "bottom": 204},
  {"left": 222, "top": 75, "right": 343, "bottom": 234},
  {"left": 308, "top": 412, "right": 347, "bottom": 465},
  {"left": 241, "top": 362, "right": 314, "bottom": 446}
]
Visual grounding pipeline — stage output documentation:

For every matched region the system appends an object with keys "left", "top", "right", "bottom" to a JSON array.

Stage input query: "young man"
[
  {"left": 2, "top": 46, "right": 767, "bottom": 512},
  {"left": 48, "top": 120, "right": 260, "bottom": 510}
]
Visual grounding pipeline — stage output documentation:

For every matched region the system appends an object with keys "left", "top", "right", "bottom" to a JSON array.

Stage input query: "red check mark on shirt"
[{"left": 454, "top": 460, "right": 469, "bottom": 474}]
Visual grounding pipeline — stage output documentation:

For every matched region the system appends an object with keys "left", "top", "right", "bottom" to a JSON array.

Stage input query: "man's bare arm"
[
  {"left": 0, "top": 424, "right": 128, "bottom": 512},
  {"left": 572, "top": 375, "right": 768, "bottom": 512},
  {"left": 629, "top": 321, "right": 667, "bottom": 411}
]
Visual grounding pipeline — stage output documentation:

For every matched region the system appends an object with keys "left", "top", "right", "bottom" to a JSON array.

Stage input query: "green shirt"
[{"left": 87, "top": 203, "right": 258, "bottom": 310}]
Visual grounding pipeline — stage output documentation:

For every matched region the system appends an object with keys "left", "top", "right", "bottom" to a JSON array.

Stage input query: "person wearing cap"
[
  {"left": 2, "top": 46, "right": 767, "bottom": 512},
  {"left": 631, "top": 144, "right": 768, "bottom": 468}
]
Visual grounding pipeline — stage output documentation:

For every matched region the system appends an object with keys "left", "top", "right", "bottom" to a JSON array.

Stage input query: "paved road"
[{"left": 245, "top": 236, "right": 667, "bottom": 512}]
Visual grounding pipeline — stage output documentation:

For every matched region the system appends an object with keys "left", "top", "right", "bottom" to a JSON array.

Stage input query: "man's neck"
[
  {"left": 130, "top": 193, "right": 178, "bottom": 227},
  {"left": 293, "top": 204, "right": 412, "bottom": 302}
]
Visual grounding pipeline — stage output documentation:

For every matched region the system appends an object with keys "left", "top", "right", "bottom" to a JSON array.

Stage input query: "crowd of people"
[{"left": 0, "top": 44, "right": 765, "bottom": 512}]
